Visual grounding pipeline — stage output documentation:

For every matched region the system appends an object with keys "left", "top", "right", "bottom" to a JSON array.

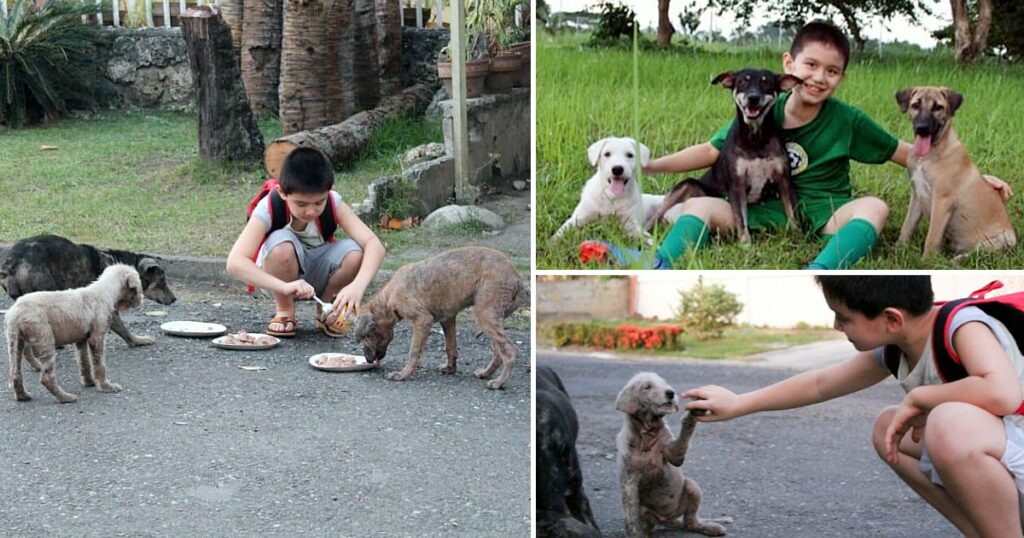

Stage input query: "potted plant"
[
  {"left": 436, "top": 3, "right": 491, "bottom": 99},
  {"left": 402, "top": 0, "right": 432, "bottom": 27},
  {"left": 479, "top": 0, "right": 528, "bottom": 92}
]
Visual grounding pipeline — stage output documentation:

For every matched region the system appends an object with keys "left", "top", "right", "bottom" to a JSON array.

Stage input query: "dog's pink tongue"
[
  {"left": 610, "top": 178, "right": 626, "bottom": 196},
  {"left": 913, "top": 135, "right": 932, "bottom": 157}
]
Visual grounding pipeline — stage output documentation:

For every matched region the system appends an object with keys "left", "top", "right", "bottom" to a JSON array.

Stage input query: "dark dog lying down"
[
  {"left": 537, "top": 366, "right": 601, "bottom": 538},
  {"left": 0, "top": 234, "right": 176, "bottom": 346}
]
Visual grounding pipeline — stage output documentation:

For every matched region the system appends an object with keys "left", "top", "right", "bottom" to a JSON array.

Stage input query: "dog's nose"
[
  {"left": 611, "top": 165, "right": 624, "bottom": 176},
  {"left": 665, "top": 389, "right": 675, "bottom": 400}
]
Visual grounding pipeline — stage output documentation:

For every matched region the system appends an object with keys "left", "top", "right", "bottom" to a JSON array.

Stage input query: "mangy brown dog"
[
  {"left": 895, "top": 86, "right": 1016, "bottom": 259},
  {"left": 351, "top": 246, "right": 525, "bottom": 389}
]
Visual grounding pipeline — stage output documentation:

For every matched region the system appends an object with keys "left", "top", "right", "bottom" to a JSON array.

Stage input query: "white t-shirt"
[{"left": 250, "top": 190, "right": 344, "bottom": 248}]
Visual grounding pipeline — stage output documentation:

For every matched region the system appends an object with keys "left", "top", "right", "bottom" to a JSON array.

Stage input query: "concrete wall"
[
  {"left": 536, "top": 278, "right": 631, "bottom": 322},
  {"left": 91, "top": 27, "right": 447, "bottom": 111},
  {"left": 438, "top": 88, "right": 530, "bottom": 186}
]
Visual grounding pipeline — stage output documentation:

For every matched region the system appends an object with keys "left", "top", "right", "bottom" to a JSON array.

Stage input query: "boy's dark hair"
[
  {"left": 279, "top": 147, "right": 334, "bottom": 194},
  {"left": 815, "top": 276, "right": 933, "bottom": 318},
  {"left": 790, "top": 20, "right": 851, "bottom": 71}
]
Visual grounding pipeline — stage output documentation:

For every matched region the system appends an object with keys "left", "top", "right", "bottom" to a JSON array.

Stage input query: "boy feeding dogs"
[
  {"left": 685, "top": 276, "right": 1024, "bottom": 535},
  {"left": 227, "top": 147, "right": 386, "bottom": 338},
  {"left": 581, "top": 21, "right": 1010, "bottom": 269}
]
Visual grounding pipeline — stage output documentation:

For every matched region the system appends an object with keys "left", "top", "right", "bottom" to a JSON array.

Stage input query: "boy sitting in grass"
[
  {"left": 227, "top": 147, "right": 386, "bottom": 338},
  {"left": 581, "top": 20, "right": 1009, "bottom": 269},
  {"left": 685, "top": 275, "right": 1024, "bottom": 535}
]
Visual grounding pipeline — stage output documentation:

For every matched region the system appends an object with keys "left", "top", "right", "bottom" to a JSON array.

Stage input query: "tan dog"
[
  {"left": 5, "top": 264, "right": 144, "bottom": 403},
  {"left": 351, "top": 246, "right": 525, "bottom": 390},
  {"left": 616, "top": 373, "right": 726, "bottom": 537},
  {"left": 895, "top": 86, "right": 1016, "bottom": 259}
]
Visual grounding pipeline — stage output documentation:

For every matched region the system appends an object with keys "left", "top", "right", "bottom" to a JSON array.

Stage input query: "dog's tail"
[{"left": 644, "top": 178, "right": 707, "bottom": 232}]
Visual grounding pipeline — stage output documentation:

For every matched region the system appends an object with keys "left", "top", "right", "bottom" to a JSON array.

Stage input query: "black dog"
[
  {"left": 0, "top": 234, "right": 176, "bottom": 346},
  {"left": 646, "top": 69, "right": 803, "bottom": 242},
  {"left": 537, "top": 366, "right": 601, "bottom": 538}
]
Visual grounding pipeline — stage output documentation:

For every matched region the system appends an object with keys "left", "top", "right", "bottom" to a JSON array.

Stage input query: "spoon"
[{"left": 312, "top": 296, "right": 333, "bottom": 317}]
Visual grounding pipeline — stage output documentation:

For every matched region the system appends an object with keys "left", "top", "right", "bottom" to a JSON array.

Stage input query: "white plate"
[
  {"left": 308, "top": 353, "right": 377, "bottom": 372},
  {"left": 160, "top": 321, "right": 228, "bottom": 338},
  {"left": 211, "top": 333, "right": 281, "bottom": 351}
]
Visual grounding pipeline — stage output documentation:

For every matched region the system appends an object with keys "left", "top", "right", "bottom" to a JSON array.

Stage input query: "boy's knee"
[
  {"left": 860, "top": 196, "right": 890, "bottom": 229},
  {"left": 342, "top": 249, "right": 363, "bottom": 268},
  {"left": 923, "top": 402, "right": 977, "bottom": 463},
  {"left": 266, "top": 242, "right": 298, "bottom": 266},
  {"left": 872, "top": 406, "right": 898, "bottom": 459}
]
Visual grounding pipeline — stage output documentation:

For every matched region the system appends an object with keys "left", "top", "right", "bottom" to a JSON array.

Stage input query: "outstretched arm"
[
  {"left": 645, "top": 142, "right": 719, "bottom": 175},
  {"left": 333, "top": 201, "right": 386, "bottom": 315}
]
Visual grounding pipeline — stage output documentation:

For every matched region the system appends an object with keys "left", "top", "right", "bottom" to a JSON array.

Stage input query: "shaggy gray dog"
[
  {"left": 616, "top": 372, "right": 726, "bottom": 537},
  {"left": 352, "top": 246, "right": 525, "bottom": 389},
  {"left": 6, "top": 264, "right": 144, "bottom": 403}
]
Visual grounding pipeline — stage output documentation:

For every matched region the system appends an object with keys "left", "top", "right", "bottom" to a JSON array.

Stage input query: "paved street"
[{"left": 538, "top": 350, "right": 959, "bottom": 537}]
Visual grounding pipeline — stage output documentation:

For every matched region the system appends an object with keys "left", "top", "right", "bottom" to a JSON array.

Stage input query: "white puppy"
[{"left": 554, "top": 137, "right": 665, "bottom": 240}]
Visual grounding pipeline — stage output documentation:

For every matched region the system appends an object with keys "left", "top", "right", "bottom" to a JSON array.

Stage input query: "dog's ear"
[
  {"left": 711, "top": 71, "right": 735, "bottom": 88},
  {"left": 353, "top": 313, "right": 374, "bottom": 339},
  {"left": 615, "top": 383, "right": 640, "bottom": 415},
  {"left": 895, "top": 88, "right": 914, "bottom": 114},
  {"left": 943, "top": 88, "right": 963, "bottom": 115},
  {"left": 777, "top": 74, "right": 802, "bottom": 92},
  {"left": 587, "top": 139, "right": 609, "bottom": 167}
]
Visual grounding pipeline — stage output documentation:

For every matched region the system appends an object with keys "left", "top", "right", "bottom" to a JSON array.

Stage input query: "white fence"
[{"left": 0, "top": 0, "right": 442, "bottom": 29}]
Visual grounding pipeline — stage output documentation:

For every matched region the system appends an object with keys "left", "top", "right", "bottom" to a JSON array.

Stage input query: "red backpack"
[
  {"left": 244, "top": 179, "right": 339, "bottom": 291},
  {"left": 883, "top": 280, "right": 1024, "bottom": 415}
]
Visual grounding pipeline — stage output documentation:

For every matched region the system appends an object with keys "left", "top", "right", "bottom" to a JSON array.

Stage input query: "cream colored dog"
[
  {"left": 6, "top": 264, "right": 144, "bottom": 403},
  {"left": 616, "top": 372, "right": 726, "bottom": 537},
  {"left": 554, "top": 137, "right": 665, "bottom": 240}
]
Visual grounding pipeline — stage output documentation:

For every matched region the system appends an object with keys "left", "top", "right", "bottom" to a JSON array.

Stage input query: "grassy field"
[
  {"left": 0, "top": 111, "right": 442, "bottom": 263},
  {"left": 536, "top": 32, "right": 1024, "bottom": 269},
  {"left": 538, "top": 323, "right": 840, "bottom": 359}
]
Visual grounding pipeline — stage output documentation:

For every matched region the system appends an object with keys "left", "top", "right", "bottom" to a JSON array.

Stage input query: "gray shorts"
[
  {"left": 919, "top": 416, "right": 1024, "bottom": 523},
  {"left": 257, "top": 229, "right": 362, "bottom": 297}
]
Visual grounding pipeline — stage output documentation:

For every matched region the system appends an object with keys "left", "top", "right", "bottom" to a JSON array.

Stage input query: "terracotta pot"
[
  {"left": 437, "top": 58, "right": 491, "bottom": 99},
  {"left": 486, "top": 50, "right": 523, "bottom": 92},
  {"left": 509, "top": 41, "right": 531, "bottom": 87}
]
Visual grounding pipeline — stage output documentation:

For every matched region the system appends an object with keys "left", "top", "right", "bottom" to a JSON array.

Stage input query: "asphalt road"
[
  {"left": 537, "top": 351, "right": 960, "bottom": 538},
  {"left": 0, "top": 287, "right": 530, "bottom": 537}
]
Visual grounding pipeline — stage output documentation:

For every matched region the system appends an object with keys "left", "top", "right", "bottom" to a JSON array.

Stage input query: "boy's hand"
[
  {"left": 279, "top": 280, "right": 315, "bottom": 299},
  {"left": 884, "top": 398, "right": 927, "bottom": 465},
  {"left": 329, "top": 284, "right": 366, "bottom": 322},
  {"left": 982, "top": 175, "right": 1014, "bottom": 201},
  {"left": 682, "top": 385, "right": 742, "bottom": 422}
]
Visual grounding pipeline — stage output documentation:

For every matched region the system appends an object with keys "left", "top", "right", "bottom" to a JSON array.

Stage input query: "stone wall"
[
  {"left": 536, "top": 279, "right": 632, "bottom": 322},
  {"left": 438, "top": 88, "right": 530, "bottom": 186},
  {"left": 91, "top": 26, "right": 448, "bottom": 111}
]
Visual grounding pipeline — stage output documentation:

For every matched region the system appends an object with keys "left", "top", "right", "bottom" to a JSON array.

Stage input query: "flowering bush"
[{"left": 548, "top": 322, "right": 684, "bottom": 351}]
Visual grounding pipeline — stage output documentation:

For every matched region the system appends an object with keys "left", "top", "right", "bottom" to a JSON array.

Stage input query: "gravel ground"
[
  {"left": 0, "top": 287, "right": 531, "bottom": 537},
  {"left": 538, "top": 351, "right": 960, "bottom": 538}
]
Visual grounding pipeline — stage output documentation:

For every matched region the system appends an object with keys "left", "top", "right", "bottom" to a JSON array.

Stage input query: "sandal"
[
  {"left": 315, "top": 317, "right": 345, "bottom": 339},
  {"left": 266, "top": 314, "right": 298, "bottom": 338}
]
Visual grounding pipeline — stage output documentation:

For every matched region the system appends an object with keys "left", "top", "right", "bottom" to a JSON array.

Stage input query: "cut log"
[
  {"left": 181, "top": 6, "right": 264, "bottom": 163},
  {"left": 264, "top": 83, "right": 435, "bottom": 177}
]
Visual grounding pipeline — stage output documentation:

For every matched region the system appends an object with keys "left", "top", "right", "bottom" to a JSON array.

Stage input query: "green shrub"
[
  {"left": 673, "top": 277, "right": 743, "bottom": 341},
  {"left": 0, "top": 0, "right": 105, "bottom": 127},
  {"left": 589, "top": 2, "right": 636, "bottom": 44}
]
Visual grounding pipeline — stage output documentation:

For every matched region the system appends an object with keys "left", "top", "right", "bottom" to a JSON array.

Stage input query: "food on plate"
[
  {"left": 221, "top": 332, "right": 277, "bottom": 346},
  {"left": 313, "top": 353, "right": 365, "bottom": 368}
]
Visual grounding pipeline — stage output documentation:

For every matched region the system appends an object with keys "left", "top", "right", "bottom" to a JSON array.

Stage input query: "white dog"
[
  {"left": 616, "top": 372, "right": 727, "bottom": 537},
  {"left": 6, "top": 264, "right": 144, "bottom": 403},
  {"left": 554, "top": 137, "right": 665, "bottom": 240}
]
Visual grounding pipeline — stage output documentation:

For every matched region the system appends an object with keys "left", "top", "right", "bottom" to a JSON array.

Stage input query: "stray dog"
[
  {"left": 537, "top": 366, "right": 601, "bottom": 538},
  {"left": 895, "top": 86, "right": 1016, "bottom": 258},
  {"left": 0, "top": 234, "right": 176, "bottom": 346},
  {"left": 351, "top": 246, "right": 525, "bottom": 390},
  {"left": 553, "top": 137, "right": 665, "bottom": 241},
  {"left": 5, "top": 264, "right": 144, "bottom": 403},
  {"left": 646, "top": 70, "right": 803, "bottom": 242},
  {"left": 616, "top": 373, "right": 726, "bottom": 537}
]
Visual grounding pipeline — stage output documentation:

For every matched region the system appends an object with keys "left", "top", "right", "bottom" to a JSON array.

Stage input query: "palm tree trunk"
[
  {"left": 375, "top": 0, "right": 403, "bottom": 98},
  {"left": 351, "top": 0, "right": 381, "bottom": 112},
  {"left": 218, "top": 0, "right": 244, "bottom": 52},
  {"left": 279, "top": 0, "right": 348, "bottom": 134},
  {"left": 241, "top": 0, "right": 282, "bottom": 119}
]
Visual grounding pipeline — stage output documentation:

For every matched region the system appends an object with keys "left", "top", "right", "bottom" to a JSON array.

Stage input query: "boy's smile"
[{"left": 783, "top": 42, "right": 845, "bottom": 106}]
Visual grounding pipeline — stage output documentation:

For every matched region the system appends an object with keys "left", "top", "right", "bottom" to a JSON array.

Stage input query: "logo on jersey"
[{"left": 786, "top": 142, "right": 808, "bottom": 175}]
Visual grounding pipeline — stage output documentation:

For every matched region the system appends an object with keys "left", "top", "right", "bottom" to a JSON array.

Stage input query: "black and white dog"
[
  {"left": 537, "top": 366, "right": 601, "bottom": 538},
  {"left": 0, "top": 234, "right": 176, "bottom": 346},
  {"left": 646, "top": 69, "right": 803, "bottom": 242}
]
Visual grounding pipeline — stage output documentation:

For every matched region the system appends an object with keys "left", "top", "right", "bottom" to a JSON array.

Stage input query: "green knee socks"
[
  {"left": 807, "top": 218, "right": 878, "bottom": 270},
  {"left": 656, "top": 215, "right": 711, "bottom": 268}
]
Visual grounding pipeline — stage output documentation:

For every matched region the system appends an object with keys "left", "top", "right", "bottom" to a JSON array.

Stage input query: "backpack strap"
[
  {"left": 315, "top": 193, "right": 338, "bottom": 242},
  {"left": 931, "top": 298, "right": 972, "bottom": 383},
  {"left": 882, "top": 344, "right": 902, "bottom": 378}
]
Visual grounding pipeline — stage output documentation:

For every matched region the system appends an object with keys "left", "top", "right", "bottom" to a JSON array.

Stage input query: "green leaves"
[{"left": 0, "top": 0, "right": 104, "bottom": 127}]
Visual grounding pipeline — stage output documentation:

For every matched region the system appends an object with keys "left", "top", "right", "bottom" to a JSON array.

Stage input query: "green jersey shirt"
[{"left": 710, "top": 93, "right": 899, "bottom": 200}]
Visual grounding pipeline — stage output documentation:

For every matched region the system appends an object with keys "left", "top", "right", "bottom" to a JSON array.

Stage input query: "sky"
[{"left": 550, "top": 0, "right": 954, "bottom": 49}]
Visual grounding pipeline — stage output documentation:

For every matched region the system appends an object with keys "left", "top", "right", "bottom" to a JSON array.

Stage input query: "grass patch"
[
  {"left": 539, "top": 322, "right": 840, "bottom": 359},
  {"left": 0, "top": 110, "right": 442, "bottom": 257},
  {"left": 536, "top": 33, "right": 1024, "bottom": 269}
]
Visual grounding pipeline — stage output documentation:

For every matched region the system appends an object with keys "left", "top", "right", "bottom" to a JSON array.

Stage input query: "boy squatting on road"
[
  {"left": 685, "top": 276, "right": 1024, "bottom": 537},
  {"left": 583, "top": 21, "right": 1010, "bottom": 270},
  {"left": 226, "top": 147, "right": 386, "bottom": 338}
]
